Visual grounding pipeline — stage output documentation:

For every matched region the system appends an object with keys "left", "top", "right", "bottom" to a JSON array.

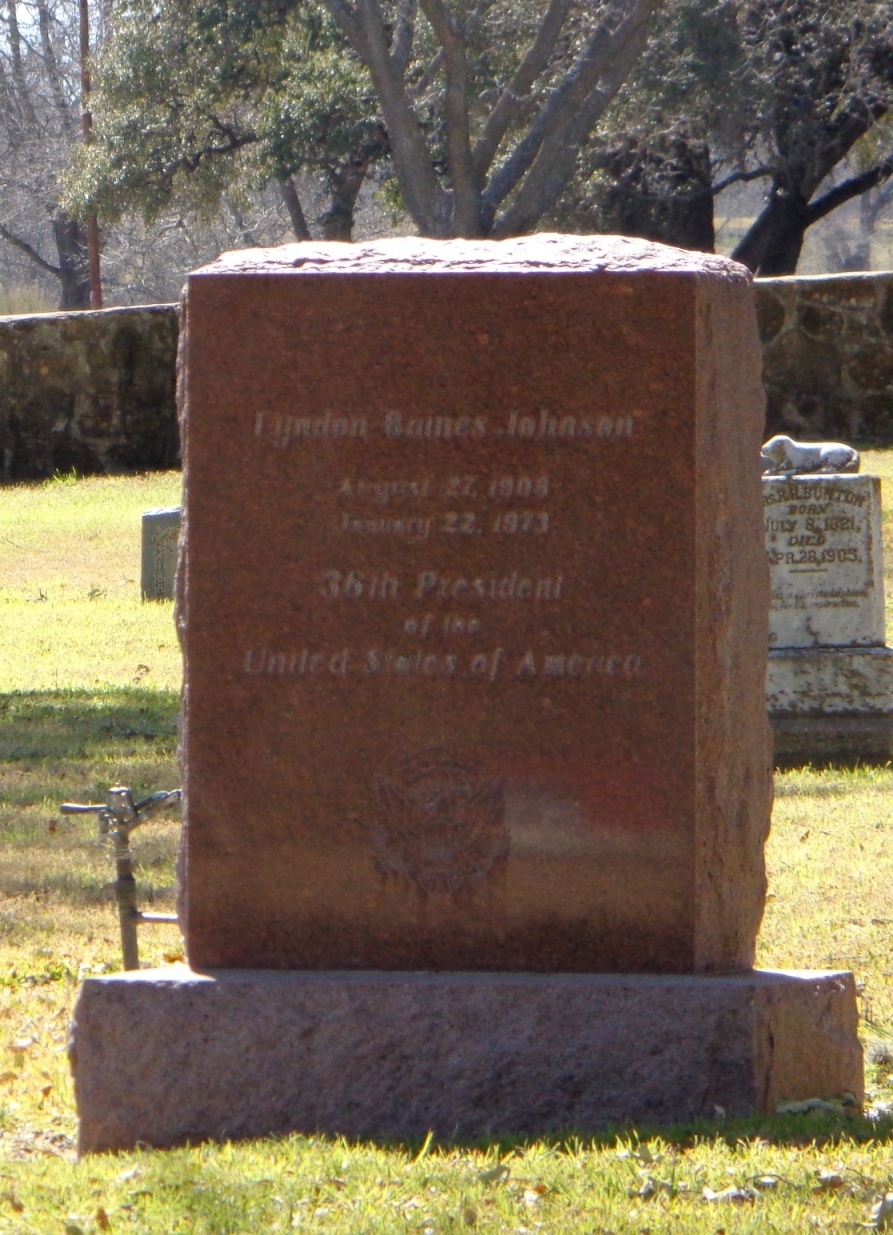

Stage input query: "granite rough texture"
[
  {"left": 70, "top": 967, "right": 863, "bottom": 1154},
  {"left": 694, "top": 273, "right": 772, "bottom": 970},
  {"left": 177, "top": 234, "right": 772, "bottom": 974},
  {"left": 755, "top": 273, "right": 893, "bottom": 442},
  {"left": 767, "top": 646, "right": 893, "bottom": 714},
  {"left": 0, "top": 304, "right": 179, "bottom": 478}
]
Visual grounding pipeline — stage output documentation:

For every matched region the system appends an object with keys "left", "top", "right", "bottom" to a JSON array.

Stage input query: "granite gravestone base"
[
  {"left": 70, "top": 236, "right": 863, "bottom": 1151},
  {"left": 765, "top": 473, "right": 893, "bottom": 763},
  {"left": 72, "top": 969, "right": 861, "bottom": 1153}
]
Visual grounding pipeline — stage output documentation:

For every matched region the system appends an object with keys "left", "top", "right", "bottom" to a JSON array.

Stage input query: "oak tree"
[
  {"left": 72, "top": 0, "right": 661, "bottom": 241},
  {"left": 559, "top": 0, "right": 893, "bottom": 274}
]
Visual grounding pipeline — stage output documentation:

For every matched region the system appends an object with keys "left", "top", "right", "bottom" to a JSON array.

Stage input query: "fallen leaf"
[
  {"left": 702, "top": 1186, "right": 756, "bottom": 1204},
  {"left": 815, "top": 1170, "right": 846, "bottom": 1191},
  {"left": 478, "top": 1163, "right": 510, "bottom": 1185},
  {"left": 462, "top": 1205, "right": 477, "bottom": 1226},
  {"left": 162, "top": 950, "right": 185, "bottom": 964},
  {"left": 96, "top": 1207, "right": 110, "bottom": 1230},
  {"left": 65, "top": 1225, "right": 86, "bottom": 1235},
  {"left": 867, "top": 1192, "right": 893, "bottom": 1229},
  {"left": 629, "top": 1177, "right": 659, "bottom": 1200},
  {"left": 4, "top": 1194, "right": 24, "bottom": 1213}
]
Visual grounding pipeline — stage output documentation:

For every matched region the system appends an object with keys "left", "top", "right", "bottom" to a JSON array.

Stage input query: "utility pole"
[{"left": 79, "top": 0, "right": 102, "bottom": 309}]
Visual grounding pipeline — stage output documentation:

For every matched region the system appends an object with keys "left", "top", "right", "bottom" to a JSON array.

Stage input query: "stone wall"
[
  {"left": 3, "top": 274, "right": 893, "bottom": 480},
  {"left": 756, "top": 273, "right": 893, "bottom": 443},
  {"left": 0, "top": 303, "right": 178, "bottom": 479}
]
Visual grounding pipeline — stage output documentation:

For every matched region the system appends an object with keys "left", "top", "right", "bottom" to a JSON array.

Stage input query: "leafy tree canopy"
[
  {"left": 68, "top": 0, "right": 661, "bottom": 239},
  {"left": 558, "top": 0, "right": 893, "bottom": 273},
  {"left": 67, "top": 0, "right": 385, "bottom": 239}
]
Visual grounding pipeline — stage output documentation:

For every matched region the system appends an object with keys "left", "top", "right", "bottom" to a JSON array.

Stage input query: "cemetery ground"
[{"left": 1, "top": 471, "right": 893, "bottom": 1233}]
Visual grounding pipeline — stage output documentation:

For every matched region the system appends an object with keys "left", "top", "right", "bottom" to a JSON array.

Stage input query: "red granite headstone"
[{"left": 178, "top": 234, "right": 772, "bottom": 973}]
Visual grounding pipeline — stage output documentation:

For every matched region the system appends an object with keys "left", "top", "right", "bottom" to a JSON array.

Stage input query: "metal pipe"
[
  {"left": 78, "top": 0, "right": 102, "bottom": 309},
  {"left": 61, "top": 785, "right": 181, "bottom": 970}
]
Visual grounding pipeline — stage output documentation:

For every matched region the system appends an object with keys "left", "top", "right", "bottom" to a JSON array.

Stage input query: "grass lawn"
[{"left": 2, "top": 467, "right": 893, "bottom": 1232}]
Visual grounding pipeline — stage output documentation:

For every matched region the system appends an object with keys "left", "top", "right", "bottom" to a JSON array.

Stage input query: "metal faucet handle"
[
  {"left": 61, "top": 786, "right": 180, "bottom": 837},
  {"left": 133, "top": 789, "right": 181, "bottom": 820}
]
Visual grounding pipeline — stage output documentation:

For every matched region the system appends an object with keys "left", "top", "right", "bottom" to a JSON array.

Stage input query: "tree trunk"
[
  {"left": 52, "top": 213, "right": 91, "bottom": 308},
  {"left": 731, "top": 191, "right": 810, "bottom": 276},
  {"left": 594, "top": 134, "right": 716, "bottom": 252},
  {"left": 278, "top": 176, "right": 311, "bottom": 240},
  {"left": 319, "top": 159, "right": 369, "bottom": 241}
]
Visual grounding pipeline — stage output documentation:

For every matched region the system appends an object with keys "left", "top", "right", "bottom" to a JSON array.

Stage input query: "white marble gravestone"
[
  {"left": 766, "top": 475, "right": 884, "bottom": 648},
  {"left": 765, "top": 474, "right": 893, "bottom": 715}
]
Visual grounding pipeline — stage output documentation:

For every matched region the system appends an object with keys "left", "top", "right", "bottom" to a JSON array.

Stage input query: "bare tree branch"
[
  {"left": 409, "top": 0, "right": 491, "bottom": 101},
  {"left": 278, "top": 175, "right": 311, "bottom": 239},
  {"left": 485, "top": 0, "right": 658, "bottom": 226},
  {"left": 805, "top": 152, "right": 893, "bottom": 227},
  {"left": 471, "top": 0, "right": 573, "bottom": 182},
  {"left": 325, "top": 0, "right": 449, "bottom": 233},
  {"left": 417, "top": 0, "right": 479, "bottom": 232},
  {"left": 36, "top": 0, "right": 75, "bottom": 137},
  {"left": 0, "top": 220, "right": 61, "bottom": 275},
  {"left": 713, "top": 166, "right": 769, "bottom": 195},
  {"left": 391, "top": 0, "right": 416, "bottom": 75},
  {"left": 5, "top": 0, "right": 36, "bottom": 129},
  {"left": 492, "top": 0, "right": 655, "bottom": 234}
]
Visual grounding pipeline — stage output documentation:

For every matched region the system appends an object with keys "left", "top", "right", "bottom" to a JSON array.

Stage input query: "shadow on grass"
[
  {"left": 0, "top": 871, "right": 176, "bottom": 905},
  {"left": 0, "top": 687, "right": 179, "bottom": 762},
  {"left": 342, "top": 1111, "right": 893, "bottom": 1156}
]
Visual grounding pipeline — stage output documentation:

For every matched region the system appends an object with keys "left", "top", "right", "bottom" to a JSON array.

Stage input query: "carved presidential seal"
[{"left": 370, "top": 750, "right": 508, "bottom": 895}]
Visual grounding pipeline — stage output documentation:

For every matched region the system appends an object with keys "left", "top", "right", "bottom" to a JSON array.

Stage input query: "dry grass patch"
[{"left": 0, "top": 472, "right": 182, "bottom": 692}]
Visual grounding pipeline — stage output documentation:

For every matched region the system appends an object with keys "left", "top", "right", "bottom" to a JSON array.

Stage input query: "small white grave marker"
[{"left": 141, "top": 507, "right": 180, "bottom": 601}]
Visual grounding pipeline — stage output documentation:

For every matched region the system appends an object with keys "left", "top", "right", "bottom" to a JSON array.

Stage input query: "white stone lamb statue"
[{"left": 761, "top": 434, "right": 860, "bottom": 476}]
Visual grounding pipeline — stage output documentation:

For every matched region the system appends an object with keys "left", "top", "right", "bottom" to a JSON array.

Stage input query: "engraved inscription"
[
  {"left": 764, "top": 481, "right": 869, "bottom": 587},
  {"left": 763, "top": 475, "right": 883, "bottom": 648},
  {"left": 318, "top": 569, "right": 565, "bottom": 604},
  {"left": 248, "top": 400, "right": 648, "bottom": 689},
  {"left": 254, "top": 409, "right": 639, "bottom": 447},
  {"left": 243, "top": 645, "right": 644, "bottom": 682}
]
